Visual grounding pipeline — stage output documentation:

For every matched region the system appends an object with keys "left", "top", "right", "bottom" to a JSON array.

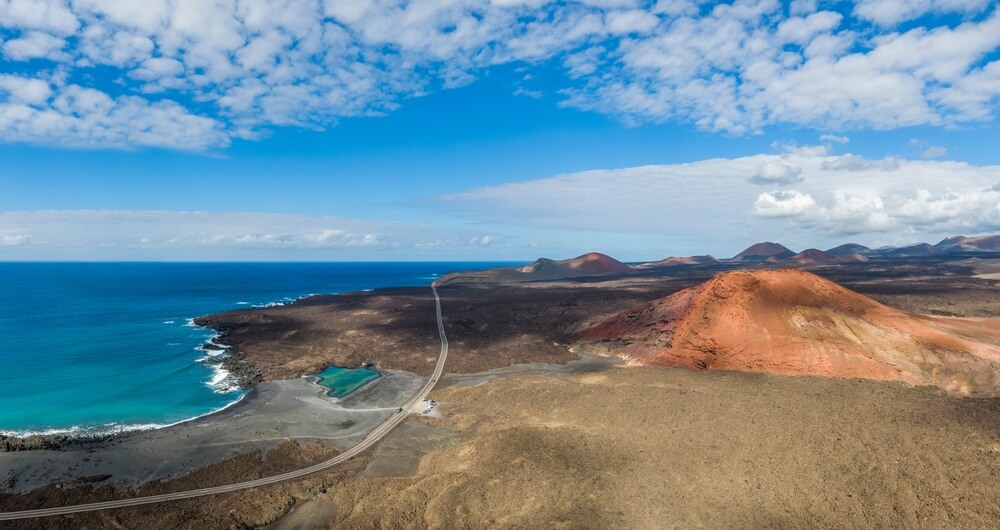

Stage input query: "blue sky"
[{"left": 1, "top": 0, "right": 999, "bottom": 261}]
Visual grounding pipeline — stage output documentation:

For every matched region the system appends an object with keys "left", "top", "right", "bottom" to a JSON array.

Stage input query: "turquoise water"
[
  {"left": 0, "top": 262, "right": 515, "bottom": 436},
  {"left": 310, "top": 366, "right": 382, "bottom": 397}
]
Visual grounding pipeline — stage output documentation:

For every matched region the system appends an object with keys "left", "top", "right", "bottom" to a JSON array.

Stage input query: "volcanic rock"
[
  {"left": 641, "top": 255, "right": 719, "bottom": 268},
  {"left": 773, "top": 248, "right": 868, "bottom": 266},
  {"left": 825, "top": 243, "right": 873, "bottom": 256},
  {"left": 579, "top": 268, "right": 1000, "bottom": 396},
  {"left": 437, "top": 252, "right": 633, "bottom": 284},
  {"left": 935, "top": 235, "right": 1000, "bottom": 253},
  {"left": 729, "top": 242, "right": 796, "bottom": 262},
  {"left": 879, "top": 243, "right": 937, "bottom": 258}
]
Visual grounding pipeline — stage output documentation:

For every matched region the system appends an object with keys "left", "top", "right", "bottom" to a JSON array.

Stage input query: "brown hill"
[
  {"left": 825, "top": 243, "right": 873, "bottom": 256},
  {"left": 437, "top": 252, "right": 633, "bottom": 284},
  {"left": 639, "top": 255, "right": 719, "bottom": 268},
  {"left": 730, "top": 242, "right": 795, "bottom": 262},
  {"left": 879, "top": 243, "right": 937, "bottom": 258},
  {"left": 517, "top": 252, "right": 632, "bottom": 276},
  {"left": 772, "top": 248, "right": 869, "bottom": 265},
  {"left": 579, "top": 269, "right": 1000, "bottom": 396},
  {"left": 935, "top": 235, "right": 1000, "bottom": 253}
]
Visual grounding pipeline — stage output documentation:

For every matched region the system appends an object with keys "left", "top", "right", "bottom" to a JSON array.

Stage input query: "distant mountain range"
[
  {"left": 435, "top": 252, "right": 633, "bottom": 284},
  {"left": 650, "top": 234, "right": 1000, "bottom": 268},
  {"left": 437, "top": 235, "right": 1000, "bottom": 284}
]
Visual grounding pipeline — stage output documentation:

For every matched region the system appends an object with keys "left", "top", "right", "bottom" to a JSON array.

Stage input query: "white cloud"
[
  {"left": 0, "top": 78, "right": 230, "bottom": 150},
  {"left": 0, "top": 0, "right": 996, "bottom": 149},
  {"left": 909, "top": 138, "right": 950, "bottom": 159},
  {"left": 776, "top": 11, "right": 842, "bottom": 44},
  {"left": 752, "top": 160, "right": 803, "bottom": 185},
  {"left": 819, "top": 134, "right": 849, "bottom": 144},
  {"left": 777, "top": 142, "right": 830, "bottom": 156},
  {"left": 605, "top": 9, "right": 660, "bottom": 34},
  {"left": 563, "top": 45, "right": 606, "bottom": 77},
  {"left": 788, "top": 0, "right": 818, "bottom": 17},
  {"left": 0, "top": 75, "right": 52, "bottom": 104},
  {"left": 1, "top": 30, "right": 66, "bottom": 60},
  {"left": 0, "top": 234, "right": 30, "bottom": 247},
  {"left": 921, "top": 145, "right": 948, "bottom": 158},
  {"left": 753, "top": 190, "right": 818, "bottom": 217},
  {"left": 754, "top": 191, "right": 897, "bottom": 233},
  {"left": 854, "top": 0, "right": 993, "bottom": 26},
  {"left": 564, "top": 4, "right": 1000, "bottom": 132},
  {"left": 513, "top": 87, "right": 543, "bottom": 99},
  {"left": 820, "top": 154, "right": 901, "bottom": 171},
  {"left": 433, "top": 152, "right": 1000, "bottom": 246},
  {"left": 0, "top": 210, "right": 505, "bottom": 260},
  {"left": 0, "top": 0, "right": 79, "bottom": 34}
]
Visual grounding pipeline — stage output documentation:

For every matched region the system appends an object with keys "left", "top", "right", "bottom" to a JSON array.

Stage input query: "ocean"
[{"left": 0, "top": 262, "right": 508, "bottom": 436}]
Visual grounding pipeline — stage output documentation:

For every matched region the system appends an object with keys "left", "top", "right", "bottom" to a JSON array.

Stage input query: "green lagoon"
[{"left": 310, "top": 366, "right": 381, "bottom": 397}]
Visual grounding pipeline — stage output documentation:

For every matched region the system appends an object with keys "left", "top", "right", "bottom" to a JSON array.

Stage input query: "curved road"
[{"left": 0, "top": 286, "right": 450, "bottom": 521}]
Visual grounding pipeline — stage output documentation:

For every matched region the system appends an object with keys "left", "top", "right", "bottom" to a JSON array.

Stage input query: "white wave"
[
  {"left": 205, "top": 359, "right": 239, "bottom": 393},
  {"left": 209, "top": 367, "right": 229, "bottom": 385},
  {"left": 193, "top": 331, "right": 230, "bottom": 353},
  {"left": 248, "top": 293, "right": 322, "bottom": 309},
  {"left": 163, "top": 320, "right": 175, "bottom": 324},
  {"left": 0, "top": 393, "right": 249, "bottom": 439},
  {"left": 183, "top": 318, "right": 197, "bottom": 327},
  {"left": 236, "top": 301, "right": 249, "bottom": 305}
]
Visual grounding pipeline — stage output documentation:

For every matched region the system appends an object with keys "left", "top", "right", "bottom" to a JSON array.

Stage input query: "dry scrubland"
[
  {"left": 319, "top": 367, "right": 1000, "bottom": 529},
  {"left": 9, "top": 366, "right": 1000, "bottom": 529}
]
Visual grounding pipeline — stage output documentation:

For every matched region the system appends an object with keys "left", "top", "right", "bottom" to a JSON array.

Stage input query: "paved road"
[{"left": 0, "top": 286, "right": 450, "bottom": 521}]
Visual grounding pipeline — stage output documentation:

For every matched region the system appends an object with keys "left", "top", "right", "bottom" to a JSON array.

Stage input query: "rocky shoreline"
[
  {"left": 0, "top": 428, "right": 140, "bottom": 453},
  {"left": 193, "top": 326, "right": 264, "bottom": 389}
]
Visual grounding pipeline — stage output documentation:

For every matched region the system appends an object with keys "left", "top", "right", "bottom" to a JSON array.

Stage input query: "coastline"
[
  {"left": 0, "top": 392, "right": 252, "bottom": 450},
  {"left": 0, "top": 366, "right": 427, "bottom": 493},
  {"left": 0, "top": 325, "right": 260, "bottom": 452},
  {"left": 0, "top": 348, "right": 625, "bottom": 494},
  {"left": 0, "top": 288, "right": 390, "bottom": 452}
]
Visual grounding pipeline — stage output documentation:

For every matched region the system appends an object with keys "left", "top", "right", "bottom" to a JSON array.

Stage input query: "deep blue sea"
[{"left": 0, "top": 262, "right": 509, "bottom": 436}]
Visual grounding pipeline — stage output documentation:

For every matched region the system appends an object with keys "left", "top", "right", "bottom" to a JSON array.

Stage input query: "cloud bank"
[
  {"left": 434, "top": 147, "right": 1000, "bottom": 252},
  {"left": 0, "top": 0, "right": 998, "bottom": 150},
  {"left": 0, "top": 210, "right": 503, "bottom": 260}
]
